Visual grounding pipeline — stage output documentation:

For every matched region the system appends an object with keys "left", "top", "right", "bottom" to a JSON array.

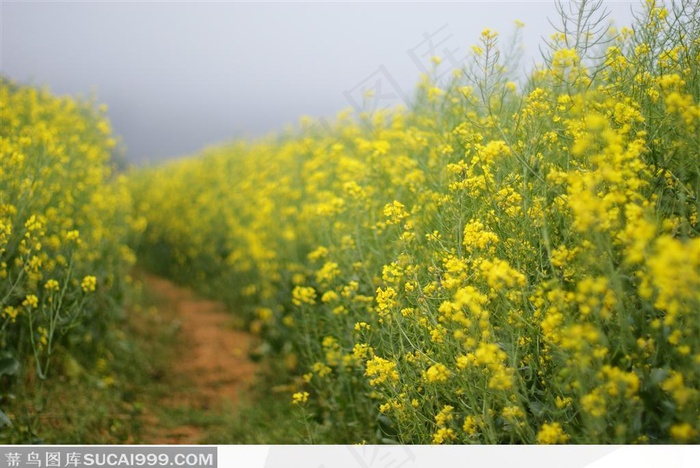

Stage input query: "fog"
[{"left": 1, "top": 1, "right": 635, "bottom": 163}]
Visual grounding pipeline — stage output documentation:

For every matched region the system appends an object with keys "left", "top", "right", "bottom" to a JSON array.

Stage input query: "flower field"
[
  {"left": 2, "top": 0, "right": 699, "bottom": 444},
  {"left": 130, "top": 0, "right": 700, "bottom": 444},
  {"left": 0, "top": 78, "right": 142, "bottom": 439}
]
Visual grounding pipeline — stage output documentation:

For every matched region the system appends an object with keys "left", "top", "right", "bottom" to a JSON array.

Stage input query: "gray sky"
[{"left": 1, "top": 1, "right": 635, "bottom": 163}]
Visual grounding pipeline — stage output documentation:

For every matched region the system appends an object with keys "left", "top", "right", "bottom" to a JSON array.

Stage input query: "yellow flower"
[
  {"left": 81, "top": 275, "right": 97, "bottom": 293},
  {"left": 670, "top": 423, "right": 696, "bottom": 442},
  {"left": 375, "top": 286, "right": 397, "bottom": 315},
  {"left": 581, "top": 389, "right": 606, "bottom": 418},
  {"left": 292, "top": 286, "right": 316, "bottom": 306},
  {"left": 463, "top": 219, "right": 499, "bottom": 253},
  {"left": 312, "top": 362, "right": 332, "bottom": 378},
  {"left": 480, "top": 28, "right": 498, "bottom": 40},
  {"left": 423, "top": 363, "right": 450, "bottom": 383},
  {"left": 365, "top": 356, "right": 399, "bottom": 386},
  {"left": 22, "top": 295, "right": 39, "bottom": 308},
  {"left": 307, "top": 246, "right": 328, "bottom": 262},
  {"left": 435, "top": 405, "right": 454, "bottom": 427},
  {"left": 432, "top": 427, "right": 456, "bottom": 444},
  {"left": 64, "top": 229, "right": 80, "bottom": 242},
  {"left": 462, "top": 415, "right": 480, "bottom": 436},
  {"left": 2, "top": 306, "right": 19, "bottom": 322},
  {"left": 352, "top": 343, "right": 373, "bottom": 360},
  {"left": 661, "top": 371, "right": 696, "bottom": 408},
  {"left": 383, "top": 200, "right": 409, "bottom": 225},
  {"left": 354, "top": 322, "right": 370, "bottom": 332},
  {"left": 315, "top": 261, "right": 340, "bottom": 286},
  {"left": 321, "top": 290, "right": 339, "bottom": 303},
  {"left": 292, "top": 391, "right": 309, "bottom": 404},
  {"left": 537, "top": 422, "right": 569, "bottom": 444},
  {"left": 502, "top": 405, "right": 524, "bottom": 422}
]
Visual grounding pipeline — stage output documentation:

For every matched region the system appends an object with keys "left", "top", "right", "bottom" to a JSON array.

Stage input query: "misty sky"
[{"left": 1, "top": 1, "right": 635, "bottom": 163}]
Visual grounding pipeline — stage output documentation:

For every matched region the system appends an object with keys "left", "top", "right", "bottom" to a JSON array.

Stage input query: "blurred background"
[{"left": 1, "top": 1, "right": 635, "bottom": 164}]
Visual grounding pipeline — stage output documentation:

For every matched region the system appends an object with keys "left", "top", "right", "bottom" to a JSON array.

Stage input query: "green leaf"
[
  {"left": 377, "top": 414, "right": 395, "bottom": 431},
  {"left": 650, "top": 368, "right": 669, "bottom": 385},
  {"left": 528, "top": 400, "right": 547, "bottom": 418},
  {"left": 0, "top": 356, "right": 20, "bottom": 377},
  {"left": 0, "top": 409, "right": 12, "bottom": 428}
]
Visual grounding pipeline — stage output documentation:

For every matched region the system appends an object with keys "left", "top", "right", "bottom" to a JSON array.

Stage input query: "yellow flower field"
[
  {"left": 130, "top": 0, "right": 699, "bottom": 443},
  {"left": 0, "top": 78, "right": 141, "bottom": 436},
  {"left": 2, "top": 0, "right": 697, "bottom": 444}
]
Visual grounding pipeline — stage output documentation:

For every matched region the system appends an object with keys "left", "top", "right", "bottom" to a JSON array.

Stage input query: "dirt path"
[{"left": 138, "top": 274, "right": 258, "bottom": 444}]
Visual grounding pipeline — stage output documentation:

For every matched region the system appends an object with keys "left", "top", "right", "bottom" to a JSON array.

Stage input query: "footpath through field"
[{"left": 138, "top": 274, "right": 258, "bottom": 444}]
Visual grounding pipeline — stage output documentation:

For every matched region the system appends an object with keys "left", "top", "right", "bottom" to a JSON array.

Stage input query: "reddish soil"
[{"left": 139, "top": 274, "right": 257, "bottom": 444}]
